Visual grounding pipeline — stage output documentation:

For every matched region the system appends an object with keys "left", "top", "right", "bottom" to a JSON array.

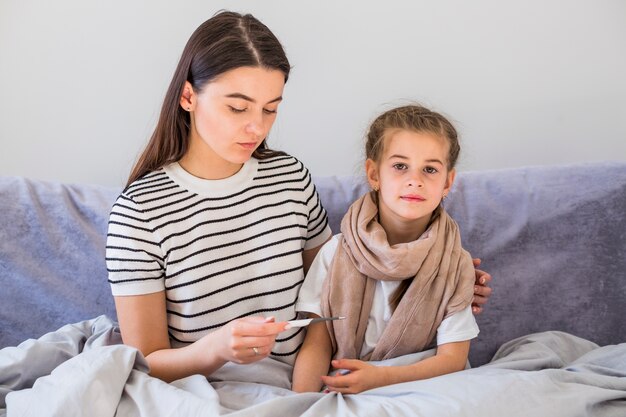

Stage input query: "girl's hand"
[
  {"left": 320, "top": 359, "right": 386, "bottom": 394},
  {"left": 212, "top": 316, "right": 287, "bottom": 364}
]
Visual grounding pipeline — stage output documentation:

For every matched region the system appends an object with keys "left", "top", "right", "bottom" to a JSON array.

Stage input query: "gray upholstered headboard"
[{"left": 1, "top": 162, "right": 625, "bottom": 367}]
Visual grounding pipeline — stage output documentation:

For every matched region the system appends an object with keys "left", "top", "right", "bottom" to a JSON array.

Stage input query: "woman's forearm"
[{"left": 145, "top": 336, "right": 228, "bottom": 383}]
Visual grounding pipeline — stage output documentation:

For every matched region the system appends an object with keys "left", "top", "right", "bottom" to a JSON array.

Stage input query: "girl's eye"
[
  {"left": 263, "top": 108, "right": 277, "bottom": 115},
  {"left": 229, "top": 106, "right": 247, "bottom": 113},
  {"left": 424, "top": 166, "right": 438, "bottom": 174},
  {"left": 392, "top": 163, "right": 408, "bottom": 171}
]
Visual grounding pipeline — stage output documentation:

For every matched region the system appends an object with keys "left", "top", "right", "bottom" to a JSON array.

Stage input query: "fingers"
[
  {"left": 472, "top": 288, "right": 491, "bottom": 315},
  {"left": 319, "top": 359, "right": 365, "bottom": 393},
  {"left": 321, "top": 374, "right": 349, "bottom": 390},
  {"left": 321, "top": 372, "right": 363, "bottom": 395},
  {"left": 229, "top": 338, "right": 274, "bottom": 363},
  {"left": 231, "top": 316, "right": 287, "bottom": 337},
  {"left": 471, "top": 305, "right": 483, "bottom": 315},
  {"left": 248, "top": 345, "right": 267, "bottom": 358},
  {"left": 221, "top": 316, "right": 287, "bottom": 364},
  {"left": 472, "top": 264, "right": 492, "bottom": 315},
  {"left": 472, "top": 258, "right": 493, "bottom": 286},
  {"left": 472, "top": 295, "right": 488, "bottom": 307},
  {"left": 331, "top": 358, "right": 360, "bottom": 371},
  {"left": 324, "top": 385, "right": 356, "bottom": 395},
  {"left": 474, "top": 281, "right": 492, "bottom": 297},
  {"left": 475, "top": 270, "right": 492, "bottom": 286}
]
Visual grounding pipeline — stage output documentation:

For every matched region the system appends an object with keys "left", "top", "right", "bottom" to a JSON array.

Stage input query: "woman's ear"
[
  {"left": 365, "top": 159, "right": 379, "bottom": 191},
  {"left": 443, "top": 168, "right": 456, "bottom": 196},
  {"left": 179, "top": 81, "right": 194, "bottom": 111}
]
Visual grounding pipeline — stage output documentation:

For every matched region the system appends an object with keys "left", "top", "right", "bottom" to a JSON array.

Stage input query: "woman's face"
[{"left": 180, "top": 66, "right": 285, "bottom": 179}]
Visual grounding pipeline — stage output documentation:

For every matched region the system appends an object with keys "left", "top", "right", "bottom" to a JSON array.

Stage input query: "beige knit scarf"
[{"left": 321, "top": 191, "right": 475, "bottom": 361}]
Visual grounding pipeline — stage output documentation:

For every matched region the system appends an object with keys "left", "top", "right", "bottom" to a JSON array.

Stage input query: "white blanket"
[{"left": 2, "top": 316, "right": 625, "bottom": 417}]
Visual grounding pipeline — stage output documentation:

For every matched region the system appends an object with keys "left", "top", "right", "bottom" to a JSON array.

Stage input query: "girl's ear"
[
  {"left": 443, "top": 168, "right": 456, "bottom": 196},
  {"left": 365, "top": 159, "right": 380, "bottom": 191},
  {"left": 179, "top": 81, "right": 194, "bottom": 111}
]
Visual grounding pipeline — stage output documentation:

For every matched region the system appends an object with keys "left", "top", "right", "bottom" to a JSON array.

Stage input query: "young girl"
[
  {"left": 107, "top": 11, "right": 491, "bottom": 383},
  {"left": 292, "top": 104, "right": 479, "bottom": 394}
]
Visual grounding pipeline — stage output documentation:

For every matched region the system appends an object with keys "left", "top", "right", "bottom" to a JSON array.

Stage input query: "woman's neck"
[{"left": 179, "top": 138, "right": 243, "bottom": 180}]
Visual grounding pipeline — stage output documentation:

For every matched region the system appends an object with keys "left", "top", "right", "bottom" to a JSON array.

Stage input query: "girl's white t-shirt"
[{"left": 296, "top": 234, "right": 479, "bottom": 357}]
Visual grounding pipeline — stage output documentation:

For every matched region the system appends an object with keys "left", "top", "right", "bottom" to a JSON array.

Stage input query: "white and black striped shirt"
[{"left": 106, "top": 155, "right": 331, "bottom": 363}]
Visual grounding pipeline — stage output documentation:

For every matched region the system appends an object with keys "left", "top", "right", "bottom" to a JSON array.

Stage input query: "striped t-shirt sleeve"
[
  {"left": 106, "top": 192, "right": 166, "bottom": 296},
  {"left": 301, "top": 167, "right": 332, "bottom": 249}
]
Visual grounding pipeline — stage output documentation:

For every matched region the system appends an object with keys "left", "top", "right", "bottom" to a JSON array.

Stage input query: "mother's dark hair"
[{"left": 127, "top": 11, "right": 290, "bottom": 186}]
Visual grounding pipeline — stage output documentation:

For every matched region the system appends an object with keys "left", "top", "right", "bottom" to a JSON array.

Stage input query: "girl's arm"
[
  {"left": 292, "top": 316, "right": 333, "bottom": 392},
  {"left": 115, "top": 292, "right": 287, "bottom": 383},
  {"left": 321, "top": 340, "right": 470, "bottom": 394},
  {"left": 293, "top": 237, "right": 334, "bottom": 391}
]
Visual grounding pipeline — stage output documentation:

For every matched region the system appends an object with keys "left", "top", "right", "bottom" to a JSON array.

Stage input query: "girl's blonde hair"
[{"left": 365, "top": 104, "right": 460, "bottom": 170}]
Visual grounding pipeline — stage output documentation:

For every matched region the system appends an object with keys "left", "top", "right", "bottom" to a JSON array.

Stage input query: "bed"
[{"left": 1, "top": 161, "right": 625, "bottom": 416}]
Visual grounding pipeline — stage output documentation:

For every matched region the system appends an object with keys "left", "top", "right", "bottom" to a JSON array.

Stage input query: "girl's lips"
[{"left": 401, "top": 195, "right": 425, "bottom": 202}]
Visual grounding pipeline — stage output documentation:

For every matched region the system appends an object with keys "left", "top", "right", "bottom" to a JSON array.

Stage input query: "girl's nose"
[{"left": 408, "top": 174, "right": 424, "bottom": 188}]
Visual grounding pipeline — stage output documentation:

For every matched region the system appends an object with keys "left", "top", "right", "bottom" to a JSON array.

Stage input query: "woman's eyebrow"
[{"left": 225, "top": 93, "right": 283, "bottom": 104}]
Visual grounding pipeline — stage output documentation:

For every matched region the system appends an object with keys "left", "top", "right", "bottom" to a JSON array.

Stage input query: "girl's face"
[
  {"left": 366, "top": 129, "right": 456, "bottom": 242},
  {"left": 180, "top": 66, "right": 285, "bottom": 179}
]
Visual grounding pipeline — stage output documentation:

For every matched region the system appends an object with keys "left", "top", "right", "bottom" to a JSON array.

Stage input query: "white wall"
[{"left": 1, "top": 0, "right": 625, "bottom": 187}]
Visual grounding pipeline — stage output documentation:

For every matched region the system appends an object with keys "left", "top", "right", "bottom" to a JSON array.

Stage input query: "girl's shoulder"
[{"left": 319, "top": 233, "right": 342, "bottom": 260}]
